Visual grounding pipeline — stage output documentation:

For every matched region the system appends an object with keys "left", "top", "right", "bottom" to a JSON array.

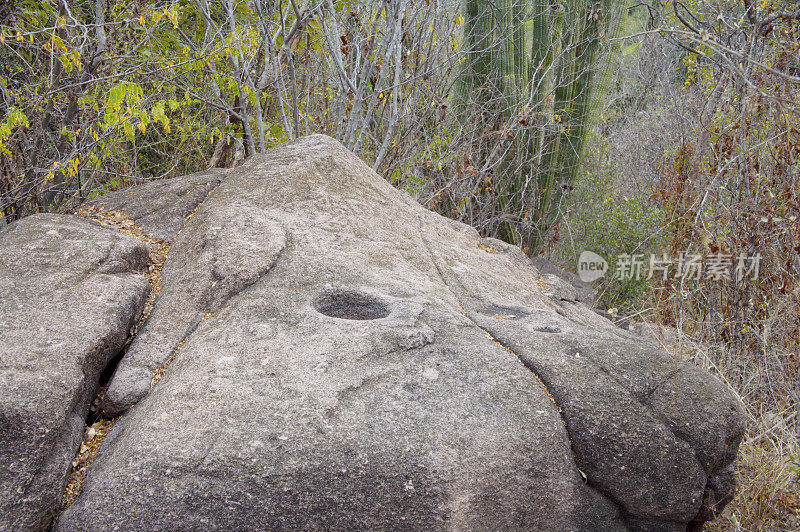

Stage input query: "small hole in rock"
[{"left": 314, "top": 290, "right": 390, "bottom": 320}]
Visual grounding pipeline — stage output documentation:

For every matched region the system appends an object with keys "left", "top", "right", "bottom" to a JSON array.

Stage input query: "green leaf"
[
  {"left": 622, "top": 42, "right": 641, "bottom": 56},
  {"left": 108, "top": 84, "right": 125, "bottom": 107}
]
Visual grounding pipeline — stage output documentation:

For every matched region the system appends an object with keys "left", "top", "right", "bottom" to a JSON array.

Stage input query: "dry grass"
[
  {"left": 708, "top": 417, "right": 800, "bottom": 531},
  {"left": 673, "top": 340, "right": 800, "bottom": 531}
]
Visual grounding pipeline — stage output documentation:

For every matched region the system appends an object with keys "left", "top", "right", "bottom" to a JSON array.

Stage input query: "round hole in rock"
[{"left": 314, "top": 289, "right": 391, "bottom": 320}]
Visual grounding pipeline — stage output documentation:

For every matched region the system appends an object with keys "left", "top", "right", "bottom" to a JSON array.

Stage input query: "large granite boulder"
[
  {"left": 0, "top": 214, "right": 150, "bottom": 530},
  {"left": 55, "top": 135, "right": 743, "bottom": 530}
]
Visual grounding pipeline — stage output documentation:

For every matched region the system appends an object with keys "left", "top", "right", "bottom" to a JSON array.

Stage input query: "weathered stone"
[
  {"left": 100, "top": 193, "right": 287, "bottom": 415},
  {"left": 0, "top": 214, "right": 149, "bottom": 531},
  {"left": 634, "top": 321, "right": 680, "bottom": 346},
  {"left": 89, "top": 168, "right": 227, "bottom": 241},
  {"left": 57, "top": 135, "right": 744, "bottom": 531},
  {"left": 529, "top": 254, "right": 595, "bottom": 304}
]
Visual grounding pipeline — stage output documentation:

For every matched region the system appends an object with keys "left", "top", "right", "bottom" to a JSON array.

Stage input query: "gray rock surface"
[
  {"left": 57, "top": 135, "right": 744, "bottom": 531},
  {"left": 529, "top": 254, "right": 595, "bottom": 304},
  {"left": 0, "top": 214, "right": 149, "bottom": 531},
  {"left": 634, "top": 321, "right": 680, "bottom": 346},
  {"left": 101, "top": 191, "right": 285, "bottom": 415},
  {"left": 89, "top": 168, "right": 227, "bottom": 241}
]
